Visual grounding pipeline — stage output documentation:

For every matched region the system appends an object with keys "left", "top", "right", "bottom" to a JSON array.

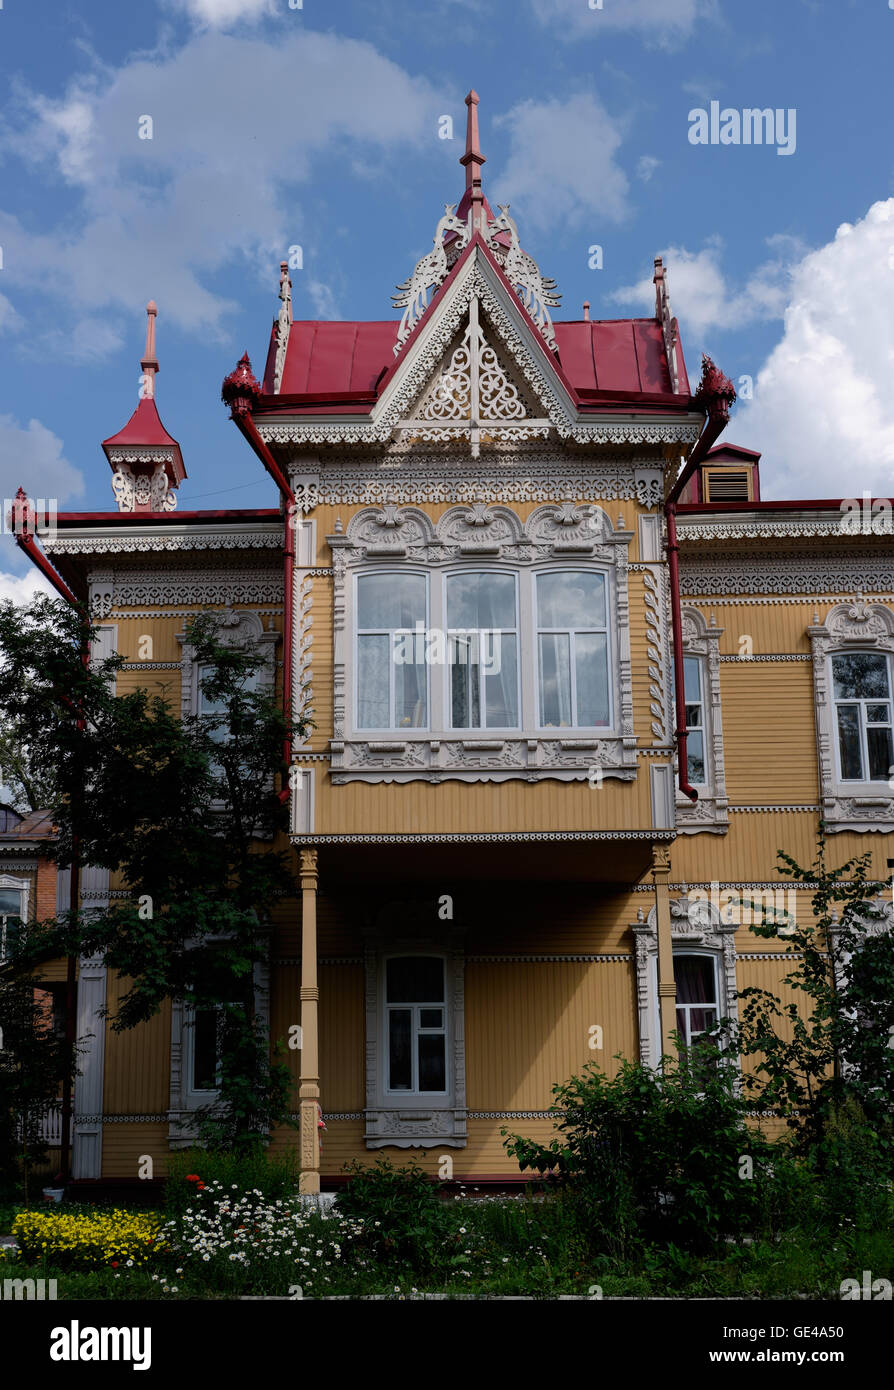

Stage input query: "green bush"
[
  {"left": 504, "top": 1047, "right": 775, "bottom": 1256},
  {"left": 811, "top": 1097, "right": 893, "bottom": 1230},
  {"left": 164, "top": 1147, "right": 300, "bottom": 1217},
  {"left": 336, "top": 1158, "right": 459, "bottom": 1276}
]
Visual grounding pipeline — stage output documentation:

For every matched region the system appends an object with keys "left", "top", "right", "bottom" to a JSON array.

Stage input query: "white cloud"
[
  {"left": 2, "top": 32, "right": 445, "bottom": 344},
  {"left": 636, "top": 155, "right": 660, "bottom": 182},
  {"left": 610, "top": 235, "right": 802, "bottom": 337},
  {"left": 0, "top": 293, "right": 23, "bottom": 334},
  {"left": 530, "top": 0, "right": 710, "bottom": 45},
  {"left": 0, "top": 415, "right": 84, "bottom": 508},
  {"left": 738, "top": 199, "right": 894, "bottom": 499},
  {"left": 493, "top": 94, "right": 629, "bottom": 235},
  {"left": 0, "top": 565, "right": 53, "bottom": 605},
  {"left": 163, "top": 0, "right": 277, "bottom": 29}
]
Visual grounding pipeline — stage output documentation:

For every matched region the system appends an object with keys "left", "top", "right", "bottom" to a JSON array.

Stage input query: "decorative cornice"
[
  {"left": 45, "top": 528, "right": 283, "bottom": 557},
  {"left": 718, "top": 653, "right": 810, "bottom": 662},
  {"left": 292, "top": 830, "right": 675, "bottom": 844},
  {"left": 729, "top": 804, "right": 820, "bottom": 813},
  {"left": 681, "top": 553, "right": 894, "bottom": 598},
  {"left": 467, "top": 953, "right": 631, "bottom": 963}
]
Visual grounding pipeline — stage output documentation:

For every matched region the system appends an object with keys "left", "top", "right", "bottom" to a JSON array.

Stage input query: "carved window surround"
[
  {"left": 177, "top": 607, "right": 278, "bottom": 719},
  {"left": 675, "top": 607, "right": 729, "bottom": 834},
  {"left": 631, "top": 898, "right": 738, "bottom": 1068},
  {"left": 809, "top": 600, "right": 894, "bottom": 833},
  {"left": 327, "top": 501, "right": 636, "bottom": 784},
  {"left": 168, "top": 944, "right": 272, "bottom": 1149},
  {"left": 362, "top": 919, "right": 467, "bottom": 1149}
]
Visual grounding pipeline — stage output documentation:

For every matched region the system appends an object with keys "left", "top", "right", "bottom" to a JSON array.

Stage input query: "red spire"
[
  {"left": 102, "top": 302, "right": 185, "bottom": 511},
  {"left": 460, "top": 90, "right": 485, "bottom": 192}
]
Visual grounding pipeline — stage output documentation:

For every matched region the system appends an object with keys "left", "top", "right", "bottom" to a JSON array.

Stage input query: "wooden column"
[
  {"left": 651, "top": 845, "right": 678, "bottom": 1062},
  {"left": 298, "top": 849, "right": 321, "bottom": 1194}
]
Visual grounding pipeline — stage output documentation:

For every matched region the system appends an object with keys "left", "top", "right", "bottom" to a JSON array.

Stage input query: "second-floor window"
[
  {"left": 356, "top": 572, "right": 428, "bottom": 730},
  {"left": 683, "top": 656, "right": 706, "bottom": 786},
  {"left": 536, "top": 570, "right": 610, "bottom": 729},
  {"left": 0, "top": 884, "right": 24, "bottom": 960},
  {"left": 832, "top": 651, "right": 894, "bottom": 782},
  {"left": 447, "top": 571, "right": 518, "bottom": 729}
]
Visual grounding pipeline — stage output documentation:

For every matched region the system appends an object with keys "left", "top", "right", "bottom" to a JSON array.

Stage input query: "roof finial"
[
  {"left": 583, "top": 301, "right": 590, "bottom": 322},
  {"left": 460, "top": 90, "right": 486, "bottom": 236},
  {"left": 141, "top": 301, "right": 159, "bottom": 400}
]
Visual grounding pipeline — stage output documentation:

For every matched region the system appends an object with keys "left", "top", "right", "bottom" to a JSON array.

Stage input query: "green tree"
[
  {"left": 0, "top": 596, "right": 308, "bottom": 1154},
  {"left": 728, "top": 830, "right": 893, "bottom": 1149}
]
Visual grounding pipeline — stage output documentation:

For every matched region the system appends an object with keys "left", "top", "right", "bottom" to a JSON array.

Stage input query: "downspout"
[
  {"left": 222, "top": 355, "right": 296, "bottom": 803},
  {"left": 664, "top": 357, "right": 737, "bottom": 801},
  {"left": 11, "top": 493, "right": 86, "bottom": 1184}
]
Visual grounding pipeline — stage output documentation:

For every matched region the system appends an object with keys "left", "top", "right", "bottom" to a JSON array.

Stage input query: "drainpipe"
[
  {"left": 222, "top": 355, "right": 296, "bottom": 803},
  {"left": 10, "top": 492, "right": 87, "bottom": 1184},
  {"left": 664, "top": 357, "right": 736, "bottom": 801}
]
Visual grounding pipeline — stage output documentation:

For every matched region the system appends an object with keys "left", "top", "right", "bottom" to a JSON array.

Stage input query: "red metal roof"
[{"left": 102, "top": 397, "right": 186, "bottom": 483}]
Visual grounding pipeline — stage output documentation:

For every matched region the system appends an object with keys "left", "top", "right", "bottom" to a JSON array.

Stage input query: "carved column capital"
[
  {"left": 651, "top": 844, "right": 672, "bottom": 879},
  {"left": 299, "top": 847, "right": 318, "bottom": 891}
]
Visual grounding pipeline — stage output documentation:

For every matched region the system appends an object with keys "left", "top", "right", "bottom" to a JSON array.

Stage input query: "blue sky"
[{"left": 2, "top": 0, "right": 894, "bottom": 595}]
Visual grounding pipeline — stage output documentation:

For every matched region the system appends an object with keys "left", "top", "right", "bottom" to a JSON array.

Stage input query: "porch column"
[
  {"left": 651, "top": 845, "right": 678, "bottom": 1061},
  {"left": 298, "top": 848, "right": 321, "bottom": 1194}
]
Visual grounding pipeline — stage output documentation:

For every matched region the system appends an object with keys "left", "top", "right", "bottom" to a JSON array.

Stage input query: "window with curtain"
[
  {"left": 683, "top": 656, "right": 707, "bottom": 785},
  {"left": 447, "top": 571, "right": 519, "bottom": 729},
  {"left": 385, "top": 956, "right": 447, "bottom": 1094},
  {"left": 536, "top": 570, "right": 610, "bottom": 728},
  {"left": 832, "top": 651, "right": 894, "bottom": 782},
  {"left": 356, "top": 572, "right": 428, "bottom": 730},
  {"left": 673, "top": 954, "right": 718, "bottom": 1047}
]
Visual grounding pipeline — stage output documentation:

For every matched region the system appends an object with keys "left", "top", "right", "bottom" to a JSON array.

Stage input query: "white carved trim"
[
  {"left": 680, "top": 553, "right": 893, "bottom": 598},
  {"left": 675, "top": 607, "right": 729, "bottom": 834},
  {"left": 808, "top": 600, "right": 894, "bottom": 833}
]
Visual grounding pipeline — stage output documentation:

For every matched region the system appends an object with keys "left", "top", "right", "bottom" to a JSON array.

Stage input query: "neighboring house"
[{"left": 12, "top": 94, "right": 894, "bottom": 1190}]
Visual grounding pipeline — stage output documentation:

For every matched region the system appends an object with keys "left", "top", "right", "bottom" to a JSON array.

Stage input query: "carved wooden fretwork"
[
  {"left": 675, "top": 607, "right": 729, "bottom": 835},
  {"left": 808, "top": 600, "right": 894, "bottom": 833},
  {"left": 86, "top": 568, "right": 282, "bottom": 610},
  {"left": 680, "top": 551, "right": 894, "bottom": 598},
  {"left": 484, "top": 205, "right": 561, "bottom": 351},
  {"left": 326, "top": 500, "right": 637, "bottom": 784},
  {"left": 415, "top": 318, "right": 529, "bottom": 427},
  {"left": 631, "top": 897, "right": 738, "bottom": 1068},
  {"left": 110, "top": 460, "right": 177, "bottom": 513}
]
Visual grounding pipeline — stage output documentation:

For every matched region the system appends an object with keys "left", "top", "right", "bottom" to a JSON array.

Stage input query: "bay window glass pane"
[
  {"left": 537, "top": 572, "right": 605, "bottom": 629},
  {"left": 388, "top": 1010, "right": 412, "bottom": 1090},
  {"left": 867, "top": 704, "right": 891, "bottom": 723},
  {"left": 832, "top": 652, "right": 890, "bottom": 701},
  {"left": 484, "top": 633, "right": 518, "bottom": 727},
  {"left": 357, "top": 573, "right": 426, "bottom": 630},
  {"left": 867, "top": 725, "right": 893, "bottom": 781},
  {"left": 419, "top": 1009, "right": 443, "bottom": 1028},
  {"left": 418, "top": 1034, "right": 446, "bottom": 1092},
  {"left": 386, "top": 957, "right": 444, "bottom": 1004},
  {"left": 451, "top": 654, "right": 473, "bottom": 727},
  {"left": 687, "top": 730, "right": 706, "bottom": 785},
  {"left": 447, "top": 572, "right": 516, "bottom": 630},
  {"left": 357, "top": 634, "right": 390, "bottom": 728},
  {"left": 575, "top": 632, "right": 609, "bottom": 726},
  {"left": 836, "top": 705, "right": 863, "bottom": 780},
  {"left": 395, "top": 658, "right": 427, "bottom": 728},
  {"left": 539, "top": 632, "right": 572, "bottom": 726}
]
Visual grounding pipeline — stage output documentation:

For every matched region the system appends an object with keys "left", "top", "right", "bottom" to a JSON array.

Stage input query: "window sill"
[{"left": 331, "top": 733, "right": 637, "bottom": 784}]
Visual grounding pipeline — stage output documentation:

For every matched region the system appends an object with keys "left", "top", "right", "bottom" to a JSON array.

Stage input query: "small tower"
[{"left": 102, "top": 302, "right": 186, "bottom": 512}]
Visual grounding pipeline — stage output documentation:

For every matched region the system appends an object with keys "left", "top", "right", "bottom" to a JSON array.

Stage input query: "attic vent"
[{"left": 703, "top": 468, "right": 751, "bottom": 502}]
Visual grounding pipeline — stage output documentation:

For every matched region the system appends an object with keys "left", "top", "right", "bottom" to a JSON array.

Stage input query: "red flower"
[
  {"left": 185, "top": 1174, "right": 201, "bottom": 1182},
  {"left": 196, "top": 1182, "right": 206, "bottom": 1191},
  {"left": 111, "top": 1261, "right": 118, "bottom": 1268}
]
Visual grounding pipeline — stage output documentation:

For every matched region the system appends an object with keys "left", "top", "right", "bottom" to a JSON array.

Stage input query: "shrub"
[
  {"left": 11, "top": 1207, "right": 166, "bottom": 1270},
  {"left": 504, "top": 1047, "right": 774, "bottom": 1256},
  {"left": 336, "top": 1158, "right": 459, "bottom": 1276},
  {"left": 164, "top": 1147, "right": 300, "bottom": 1217}
]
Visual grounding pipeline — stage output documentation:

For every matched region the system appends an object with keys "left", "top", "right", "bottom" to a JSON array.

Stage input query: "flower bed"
[{"left": 10, "top": 1207, "right": 166, "bottom": 1271}]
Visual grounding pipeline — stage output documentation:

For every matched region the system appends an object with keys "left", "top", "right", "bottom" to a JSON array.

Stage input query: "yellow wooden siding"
[
  {"left": 103, "top": 979, "right": 171, "bottom": 1114},
  {"left": 466, "top": 959, "right": 636, "bottom": 1108},
  {"left": 100, "top": 1124, "right": 169, "bottom": 1178}
]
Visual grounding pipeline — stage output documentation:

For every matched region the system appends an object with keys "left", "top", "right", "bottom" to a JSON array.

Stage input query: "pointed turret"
[{"left": 102, "top": 302, "right": 186, "bottom": 512}]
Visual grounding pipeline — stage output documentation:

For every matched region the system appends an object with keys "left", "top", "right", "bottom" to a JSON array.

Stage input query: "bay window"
[
  {"left": 832, "top": 651, "right": 894, "bottom": 782},
  {"left": 536, "top": 570, "right": 610, "bottom": 728},
  {"left": 356, "top": 572, "right": 428, "bottom": 730}
]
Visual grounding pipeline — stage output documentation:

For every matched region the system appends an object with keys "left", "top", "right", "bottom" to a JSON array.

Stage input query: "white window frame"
[
  {"left": 675, "top": 608, "right": 729, "bottom": 834},
  {"left": 682, "top": 653, "right": 708, "bottom": 789},
  {"left": 808, "top": 602, "right": 894, "bottom": 834},
  {"left": 353, "top": 569, "right": 430, "bottom": 733},
  {"left": 830, "top": 649, "right": 894, "bottom": 785},
  {"left": 382, "top": 954, "right": 449, "bottom": 1099},
  {"left": 0, "top": 875, "right": 28, "bottom": 960},
  {"left": 445, "top": 568, "right": 521, "bottom": 732},
  {"left": 534, "top": 567, "right": 613, "bottom": 732},
  {"left": 670, "top": 950, "right": 720, "bottom": 1048}
]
